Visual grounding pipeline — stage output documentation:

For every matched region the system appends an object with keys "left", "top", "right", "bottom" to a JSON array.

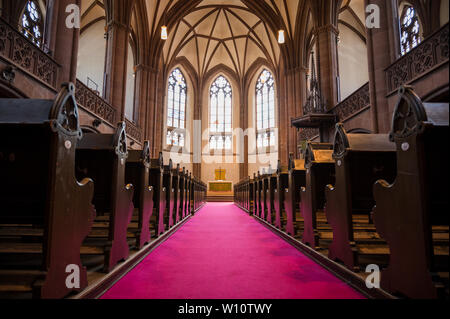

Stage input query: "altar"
[
  {"left": 209, "top": 168, "right": 233, "bottom": 192},
  {"left": 208, "top": 181, "right": 233, "bottom": 192}
]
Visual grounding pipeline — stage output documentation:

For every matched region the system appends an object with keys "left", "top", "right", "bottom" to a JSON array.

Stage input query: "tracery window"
[
  {"left": 166, "top": 68, "right": 187, "bottom": 147},
  {"left": 256, "top": 69, "right": 276, "bottom": 149},
  {"left": 400, "top": 5, "right": 422, "bottom": 56},
  {"left": 209, "top": 76, "right": 232, "bottom": 150},
  {"left": 20, "top": 1, "right": 43, "bottom": 47}
]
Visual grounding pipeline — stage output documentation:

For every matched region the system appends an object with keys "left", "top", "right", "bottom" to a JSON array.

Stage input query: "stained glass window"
[
  {"left": 256, "top": 69, "right": 276, "bottom": 149},
  {"left": 210, "top": 76, "right": 232, "bottom": 150},
  {"left": 20, "top": 1, "right": 43, "bottom": 47},
  {"left": 167, "top": 68, "right": 187, "bottom": 147},
  {"left": 400, "top": 5, "right": 422, "bottom": 56}
]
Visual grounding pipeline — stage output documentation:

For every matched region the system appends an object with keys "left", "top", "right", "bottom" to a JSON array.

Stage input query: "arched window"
[
  {"left": 209, "top": 76, "right": 232, "bottom": 150},
  {"left": 400, "top": 5, "right": 422, "bottom": 55},
  {"left": 166, "top": 68, "right": 187, "bottom": 147},
  {"left": 256, "top": 69, "right": 276, "bottom": 149},
  {"left": 20, "top": 1, "right": 43, "bottom": 47}
]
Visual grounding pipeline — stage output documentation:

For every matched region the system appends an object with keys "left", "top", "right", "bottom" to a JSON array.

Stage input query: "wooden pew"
[
  {"left": 177, "top": 167, "right": 186, "bottom": 221},
  {"left": 274, "top": 161, "right": 289, "bottom": 230},
  {"left": 185, "top": 171, "right": 191, "bottom": 216},
  {"left": 246, "top": 178, "right": 251, "bottom": 212},
  {"left": 76, "top": 122, "right": 135, "bottom": 273},
  {"left": 172, "top": 164, "right": 181, "bottom": 224},
  {"left": 255, "top": 172, "right": 263, "bottom": 218},
  {"left": 300, "top": 142, "right": 335, "bottom": 249},
  {"left": 0, "top": 83, "right": 94, "bottom": 299},
  {"left": 125, "top": 141, "right": 154, "bottom": 249},
  {"left": 235, "top": 177, "right": 251, "bottom": 213},
  {"left": 187, "top": 172, "right": 193, "bottom": 214},
  {"left": 325, "top": 123, "right": 397, "bottom": 271},
  {"left": 251, "top": 173, "right": 258, "bottom": 216},
  {"left": 373, "top": 87, "right": 449, "bottom": 299},
  {"left": 265, "top": 166, "right": 277, "bottom": 225},
  {"left": 260, "top": 169, "right": 268, "bottom": 220},
  {"left": 248, "top": 178, "right": 255, "bottom": 215},
  {"left": 149, "top": 153, "right": 166, "bottom": 236},
  {"left": 163, "top": 159, "right": 175, "bottom": 228},
  {"left": 283, "top": 154, "right": 306, "bottom": 237}
]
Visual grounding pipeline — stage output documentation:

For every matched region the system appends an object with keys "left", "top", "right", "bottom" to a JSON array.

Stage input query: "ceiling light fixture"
[
  {"left": 161, "top": 25, "right": 168, "bottom": 40},
  {"left": 278, "top": 30, "right": 285, "bottom": 44}
]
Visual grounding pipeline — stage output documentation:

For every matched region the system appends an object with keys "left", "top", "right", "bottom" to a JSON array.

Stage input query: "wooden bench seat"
[
  {"left": 0, "top": 83, "right": 95, "bottom": 299},
  {"left": 283, "top": 155, "right": 306, "bottom": 237},
  {"left": 274, "top": 161, "right": 288, "bottom": 230},
  {"left": 373, "top": 87, "right": 449, "bottom": 298},
  {"left": 76, "top": 122, "right": 134, "bottom": 273},
  {"left": 125, "top": 141, "right": 154, "bottom": 249},
  {"left": 149, "top": 153, "right": 166, "bottom": 236},
  {"left": 325, "top": 123, "right": 397, "bottom": 271}
]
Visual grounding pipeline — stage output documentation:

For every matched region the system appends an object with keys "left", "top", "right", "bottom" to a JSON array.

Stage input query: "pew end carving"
[
  {"left": 325, "top": 123, "right": 397, "bottom": 271},
  {"left": 76, "top": 122, "right": 135, "bottom": 273},
  {"left": 284, "top": 153, "right": 306, "bottom": 237},
  {"left": 126, "top": 141, "right": 155, "bottom": 249},
  {"left": 373, "top": 86, "right": 449, "bottom": 299},
  {"left": 0, "top": 83, "right": 95, "bottom": 298},
  {"left": 149, "top": 152, "right": 166, "bottom": 236},
  {"left": 301, "top": 142, "right": 335, "bottom": 249}
]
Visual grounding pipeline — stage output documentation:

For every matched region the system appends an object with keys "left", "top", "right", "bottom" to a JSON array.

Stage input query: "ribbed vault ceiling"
[{"left": 147, "top": 0, "right": 302, "bottom": 78}]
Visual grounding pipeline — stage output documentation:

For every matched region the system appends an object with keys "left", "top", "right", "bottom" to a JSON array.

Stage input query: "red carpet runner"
[{"left": 101, "top": 203, "right": 364, "bottom": 299}]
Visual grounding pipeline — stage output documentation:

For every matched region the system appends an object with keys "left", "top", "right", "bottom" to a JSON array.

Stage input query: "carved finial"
[
  {"left": 142, "top": 141, "right": 151, "bottom": 166},
  {"left": 304, "top": 52, "right": 326, "bottom": 114},
  {"left": 310, "top": 52, "right": 317, "bottom": 91}
]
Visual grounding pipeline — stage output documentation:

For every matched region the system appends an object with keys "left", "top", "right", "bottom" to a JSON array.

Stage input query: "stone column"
[
  {"left": 145, "top": 67, "right": 160, "bottom": 157},
  {"left": 49, "top": 0, "right": 81, "bottom": 86},
  {"left": 193, "top": 79, "right": 202, "bottom": 179},
  {"left": 315, "top": 24, "right": 340, "bottom": 109},
  {"left": 104, "top": 20, "right": 129, "bottom": 117},
  {"left": 365, "top": 0, "right": 398, "bottom": 133},
  {"left": 239, "top": 83, "right": 249, "bottom": 180},
  {"left": 134, "top": 64, "right": 149, "bottom": 126},
  {"left": 283, "top": 66, "right": 304, "bottom": 161}
]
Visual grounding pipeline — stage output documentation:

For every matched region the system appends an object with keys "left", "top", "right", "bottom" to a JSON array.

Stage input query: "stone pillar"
[
  {"left": 239, "top": 83, "right": 248, "bottom": 180},
  {"left": 134, "top": 64, "right": 149, "bottom": 126},
  {"left": 365, "top": 0, "right": 398, "bottom": 133},
  {"left": 283, "top": 66, "right": 304, "bottom": 161},
  {"left": 315, "top": 24, "right": 340, "bottom": 108},
  {"left": 193, "top": 79, "right": 202, "bottom": 179},
  {"left": 104, "top": 20, "right": 129, "bottom": 116},
  {"left": 145, "top": 67, "right": 160, "bottom": 157},
  {"left": 49, "top": 0, "right": 81, "bottom": 86}
]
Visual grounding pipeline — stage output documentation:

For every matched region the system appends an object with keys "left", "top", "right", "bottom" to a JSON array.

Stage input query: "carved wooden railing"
[
  {"left": 75, "top": 79, "right": 142, "bottom": 143},
  {"left": 125, "top": 118, "right": 142, "bottom": 142},
  {"left": 75, "top": 79, "right": 116, "bottom": 125},
  {"left": 386, "top": 23, "right": 449, "bottom": 93},
  {"left": 298, "top": 128, "right": 319, "bottom": 142},
  {"left": 0, "top": 17, "right": 58, "bottom": 88},
  {"left": 329, "top": 82, "right": 370, "bottom": 122}
]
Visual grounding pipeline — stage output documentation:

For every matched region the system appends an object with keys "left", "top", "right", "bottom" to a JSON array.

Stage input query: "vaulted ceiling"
[{"left": 146, "top": 0, "right": 304, "bottom": 78}]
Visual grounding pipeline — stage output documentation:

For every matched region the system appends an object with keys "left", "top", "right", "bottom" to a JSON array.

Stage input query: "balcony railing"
[
  {"left": 75, "top": 79, "right": 143, "bottom": 143},
  {"left": 125, "top": 118, "right": 142, "bottom": 143},
  {"left": 75, "top": 79, "right": 116, "bottom": 125},
  {"left": 386, "top": 23, "right": 449, "bottom": 93},
  {"left": 0, "top": 17, "right": 58, "bottom": 88},
  {"left": 329, "top": 82, "right": 370, "bottom": 122}
]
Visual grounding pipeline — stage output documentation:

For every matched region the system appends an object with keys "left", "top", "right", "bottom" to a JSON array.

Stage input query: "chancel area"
[{"left": 0, "top": 0, "right": 448, "bottom": 300}]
